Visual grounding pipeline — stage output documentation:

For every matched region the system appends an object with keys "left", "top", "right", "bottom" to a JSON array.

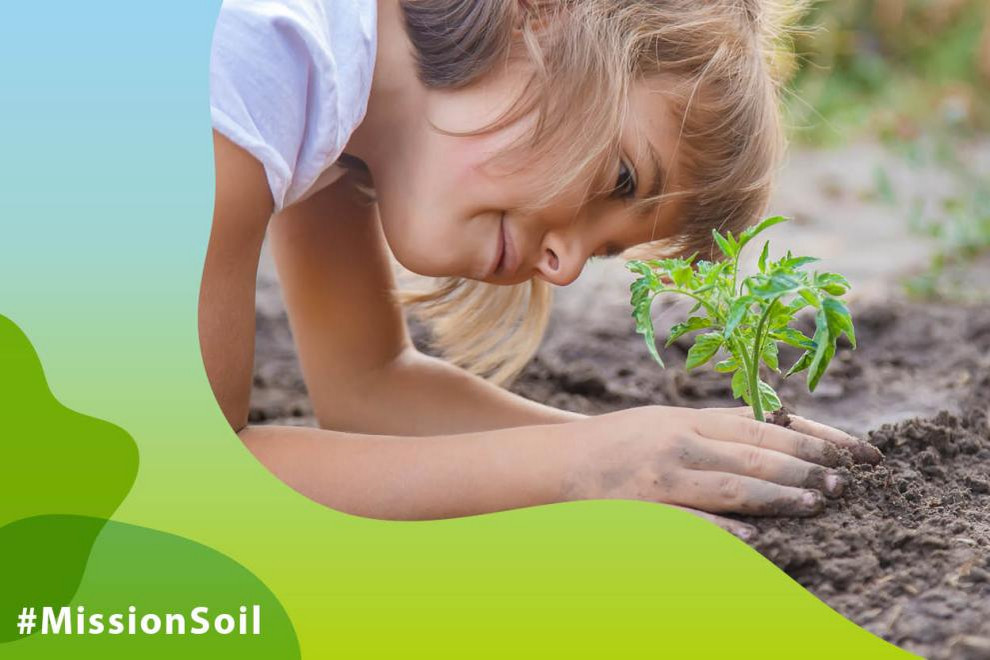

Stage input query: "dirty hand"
[{"left": 563, "top": 405, "right": 882, "bottom": 540}]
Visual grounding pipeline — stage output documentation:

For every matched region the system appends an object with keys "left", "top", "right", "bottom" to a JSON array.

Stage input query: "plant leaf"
[
  {"left": 785, "top": 349, "right": 814, "bottom": 378},
  {"left": 671, "top": 264, "right": 694, "bottom": 288},
  {"left": 629, "top": 284, "right": 664, "bottom": 367},
  {"left": 626, "top": 260, "right": 655, "bottom": 281},
  {"left": 712, "top": 229, "right": 737, "bottom": 259},
  {"left": 808, "top": 341, "right": 836, "bottom": 392},
  {"left": 815, "top": 272, "right": 852, "bottom": 295},
  {"left": 724, "top": 296, "right": 753, "bottom": 338},
  {"left": 731, "top": 368, "right": 749, "bottom": 402},
  {"left": 757, "top": 240, "right": 770, "bottom": 273},
  {"left": 799, "top": 288, "right": 820, "bottom": 309},
  {"left": 807, "top": 307, "right": 835, "bottom": 391},
  {"left": 781, "top": 255, "right": 820, "bottom": 270},
  {"left": 785, "top": 297, "right": 810, "bottom": 316},
  {"left": 822, "top": 297, "right": 857, "bottom": 348},
  {"left": 747, "top": 273, "right": 803, "bottom": 299},
  {"left": 757, "top": 380, "right": 783, "bottom": 413},
  {"left": 738, "top": 215, "right": 788, "bottom": 251},
  {"left": 761, "top": 339, "right": 779, "bottom": 371},
  {"left": 631, "top": 293, "right": 663, "bottom": 368},
  {"left": 822, "top": 283, "right": 848, "bottom": 296},
  {"left": 665, "top": 316, "right": 712, "bottom": 347},
  {"left": 685, "top": 332, "right": 723, "bottom": 371},
  {"left": 714, "top": 357, "right": 739, "bottom": 373},
  {"left": 698, "top": 260, "right": 727, "bottom": 286},
  {"left": 630, "top": 277, "right": 654, "bottom": 307},
  {"left": 770, "top": 327, "right": 816, "bottom": 350}
]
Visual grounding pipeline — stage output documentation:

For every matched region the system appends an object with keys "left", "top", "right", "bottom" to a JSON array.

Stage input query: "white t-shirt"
[{"left": 210, "top": 0, "right": 377, "bottom": 213}]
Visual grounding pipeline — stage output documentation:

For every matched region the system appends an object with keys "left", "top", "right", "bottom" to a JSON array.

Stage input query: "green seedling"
[{"left": 627, "top": 216, "right": 856, "bottom": 422}]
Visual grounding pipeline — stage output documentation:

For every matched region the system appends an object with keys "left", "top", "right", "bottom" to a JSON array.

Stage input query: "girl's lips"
[
  {"left": 496, "top": 217, "right": 519, "bottom": 278},
  {"left": 489, "top": 214, "right": 506, "bottom": 277}
]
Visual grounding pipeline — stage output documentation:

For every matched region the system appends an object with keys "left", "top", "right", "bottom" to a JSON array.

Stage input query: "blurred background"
[
  {"left": 784, "top": 0, "right": 989, "bottom": 146},
  {"left": 773, "top": 0, "right": 990, "bottom": 301}
]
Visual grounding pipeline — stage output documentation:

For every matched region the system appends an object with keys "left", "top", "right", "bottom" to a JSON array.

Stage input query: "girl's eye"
[{"left": 611, "top": 160, "right": 637, "bottom": 199}]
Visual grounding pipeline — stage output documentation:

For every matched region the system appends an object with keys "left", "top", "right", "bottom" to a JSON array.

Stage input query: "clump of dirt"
[{"left": 768, "top": 407, "right": 793, "bottom": 428}]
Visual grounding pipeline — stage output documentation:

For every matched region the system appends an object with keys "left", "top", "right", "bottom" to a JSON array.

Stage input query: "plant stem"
[
  {"left": 661, "top": 288, "right": 722, "bottom": 321},
  {"left": 729, "top": 335, "right": 759, "bottom": 418},
  {"left": 749, "top": 299, "right": 779, "bottom": 421}
]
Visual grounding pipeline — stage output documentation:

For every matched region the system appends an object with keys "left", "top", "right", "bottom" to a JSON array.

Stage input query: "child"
[{"left": 202, "top": 0, "right": 880, "bottom": 537}]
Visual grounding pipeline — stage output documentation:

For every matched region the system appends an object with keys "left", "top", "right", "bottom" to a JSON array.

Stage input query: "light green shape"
[{"left": 0, "top": 314, "right": 138, "bottom": 642}]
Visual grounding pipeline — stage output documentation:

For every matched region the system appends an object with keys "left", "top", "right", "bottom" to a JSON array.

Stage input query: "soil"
[
  {"left": 250, "top": 143, "right": 990, "bottom": 658},
  {"left": 252, "top": 291, "right": 990, "bottom": 659},
  {"left": 509, "top": 299, "right": 990, "bottom": 660}
]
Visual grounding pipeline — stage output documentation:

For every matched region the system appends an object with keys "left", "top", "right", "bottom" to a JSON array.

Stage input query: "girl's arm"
[
  {"left": 243, "top": 404, "right": 866, "bottom": 523},
  {"left": 199, "top": 131, "right": 274, "bottom": 430},
  {"left": 204, "top": 136, "right": 876, "bottom": 529},
  {"left": 269, "top": 174, "right": 580, "bottom": 437}
]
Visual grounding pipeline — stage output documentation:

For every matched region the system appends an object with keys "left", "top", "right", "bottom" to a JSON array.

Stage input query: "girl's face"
[{"left": 369, "top": 70, "right": 682, "bottom": 287}]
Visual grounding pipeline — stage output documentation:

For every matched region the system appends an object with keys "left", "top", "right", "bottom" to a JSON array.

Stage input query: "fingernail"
[
  {"left": 851, "top": 442, "right": 883, "bottom": 465},
  {"left": 824, "top": 472, "right": 846, "bottom": 497},
  {"left": 803, "top": 490, "right": 824, "bottom": 513},
  {"left": 736, "top": 525, "right": 757, "bottom": 541}
]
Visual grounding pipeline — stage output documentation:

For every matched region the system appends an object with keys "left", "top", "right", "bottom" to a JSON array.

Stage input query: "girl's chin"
[{"left": 394, "top": 256, "right": 467, "bottom": 280}]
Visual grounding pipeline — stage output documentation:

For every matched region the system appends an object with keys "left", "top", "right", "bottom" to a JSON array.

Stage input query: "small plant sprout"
[{"left": 626, "top": 216, "right": 857, "bottom": 422}]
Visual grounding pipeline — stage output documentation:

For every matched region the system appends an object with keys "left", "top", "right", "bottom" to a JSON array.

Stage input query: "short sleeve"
[{"left": 209, "top": 0, "right": 376, "bottom": 212}]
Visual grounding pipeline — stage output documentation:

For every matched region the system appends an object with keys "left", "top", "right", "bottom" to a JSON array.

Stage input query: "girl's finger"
[
  {"left": 669, "top": 470, "right": 825, "bottom": 517},
  {"left": 701, "top": 406, "right": 754, "bottom": 418},
  {"left": 787, "top": 414, "right": 883, "bottom": 464},
  {"left": 663, "top": 503, "right": 758, "bottom": 542},
  {"left": 696, "top": 411, "right": 879, "bottom": 466},
  {"left": 702, "top": 406, "right": 882, "bottom": 464},
  {"left": 681, "top": 435, "right": 846, "bottom": 497}
]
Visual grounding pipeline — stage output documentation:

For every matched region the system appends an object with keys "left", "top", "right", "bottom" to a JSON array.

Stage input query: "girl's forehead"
[
  {"left": 626, "top": 83, "right": 680, "bottom": 167},
  {"left": 468, "top": 77, "right": 683, "bottom": 210}
]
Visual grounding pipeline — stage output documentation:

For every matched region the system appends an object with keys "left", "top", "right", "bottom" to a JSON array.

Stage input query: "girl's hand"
[{"left": 562, "top": 406, "right": 881, "bottom": 540}]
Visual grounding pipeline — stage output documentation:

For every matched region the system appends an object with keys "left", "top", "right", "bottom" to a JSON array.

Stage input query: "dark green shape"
[{"left": 6, "top": 516, "right": 300, "bottom": 659}]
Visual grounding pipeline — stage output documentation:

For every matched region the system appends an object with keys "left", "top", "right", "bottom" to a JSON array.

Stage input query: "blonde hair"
[{"left": 390, "top": 0, "right": 793, "bottom": 384}]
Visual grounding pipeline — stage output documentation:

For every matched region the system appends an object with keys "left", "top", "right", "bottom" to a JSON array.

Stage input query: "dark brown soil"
[
  {"left": 252, "top": 296, "right": 990, "bottom": 659},
  {"left": 750, "top": 401, "right": 990, "bottom": 660}
]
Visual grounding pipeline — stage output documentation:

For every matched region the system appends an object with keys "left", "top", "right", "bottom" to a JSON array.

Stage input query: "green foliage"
[
  {"left": 784, "top": 0, "right": 990, "bottom": 145},
  {"left": 626, "top": 216, "right": 856, "bottom": 421}
]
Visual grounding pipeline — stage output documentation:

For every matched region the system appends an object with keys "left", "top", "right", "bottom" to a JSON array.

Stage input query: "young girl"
[{"left": 202, "top": 0, "right": 881, "bottom": 538}]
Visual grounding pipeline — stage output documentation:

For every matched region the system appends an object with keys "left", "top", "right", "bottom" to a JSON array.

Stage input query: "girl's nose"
[{"left": 535, "top": 234, "right": 587, "bottom": 286}]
